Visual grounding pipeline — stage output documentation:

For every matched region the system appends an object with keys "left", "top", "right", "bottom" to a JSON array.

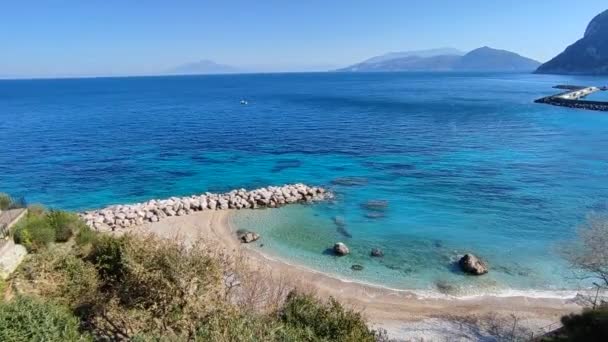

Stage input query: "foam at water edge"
[{"left": 244, "top": 244, "right": 584, "bottom": 301}]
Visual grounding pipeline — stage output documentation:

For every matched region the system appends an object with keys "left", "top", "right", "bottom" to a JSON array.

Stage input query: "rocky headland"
[{"left": 536, "top": 9, "right": 608, "bottom": 75}]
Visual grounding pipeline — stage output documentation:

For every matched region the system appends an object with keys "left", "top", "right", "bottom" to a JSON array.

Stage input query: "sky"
[{"left": 1, "top": 0, "right": 606, "bottom": 77}]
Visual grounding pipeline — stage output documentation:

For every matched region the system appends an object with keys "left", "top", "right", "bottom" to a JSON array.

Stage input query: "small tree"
[{"left": 563, "top": 214, "right": 608, "bottom": 291}]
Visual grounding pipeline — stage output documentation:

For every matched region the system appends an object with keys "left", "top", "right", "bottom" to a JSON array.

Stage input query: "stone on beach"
[
  {"left": 458, "top": 253, "right": 488, "bottom": 275},
  {"left": 333, "top": 242, "right": 350, "bottom": 256}
]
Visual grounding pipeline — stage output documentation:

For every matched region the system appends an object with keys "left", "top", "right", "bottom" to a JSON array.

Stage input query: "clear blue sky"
[{"left": 1, "top": 0, "right": 606, "bottom": 77}]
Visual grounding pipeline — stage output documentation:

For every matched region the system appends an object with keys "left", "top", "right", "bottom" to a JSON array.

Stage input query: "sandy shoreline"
[{"left": 129, "top": 209, "right": 581, "bottom": 338}]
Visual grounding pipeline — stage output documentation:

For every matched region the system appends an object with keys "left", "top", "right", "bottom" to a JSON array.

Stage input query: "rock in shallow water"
[
  {"left": 370, "top": 248, "right": 384, "bottom": 257},
  {"left": 351, "top": 264, "right": 364, "bottom": 271},
  {"left": 458, "top": 253, "right": 488, "bottom": 275},
  {"left": 333, "top": 242, "right": 350, "bottom": 256},
  {"left": 239, "top": 231, "right": 260, "bottom": 243}
]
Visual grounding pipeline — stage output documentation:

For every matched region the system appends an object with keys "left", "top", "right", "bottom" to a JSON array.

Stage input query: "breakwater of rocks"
[
  {"left": 534, "top": 97, "right": 608, "bottom": 111},
  {"left": 80, "top": 184, "right": 331, "bottom": 231}
]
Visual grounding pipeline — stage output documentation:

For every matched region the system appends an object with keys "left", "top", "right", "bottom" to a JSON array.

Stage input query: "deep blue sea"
[{"left": 1, "top": 72, "right": 608, "bottom": 296}]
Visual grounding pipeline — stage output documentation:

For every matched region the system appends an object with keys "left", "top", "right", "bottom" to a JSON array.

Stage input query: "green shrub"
[
  {"left": 279, "top": 291, "right": 379, "bottom": 342},
  {"left": 55, "top": 255, "right": 100, "bottom": 309},
  {"left": 46, "top": 210, "right": 85, "bottom": 242},
  {"left": 12, "top": 209, "right": 91, "bottom": 251},
  {"left": 196, "top": 311, "right": 288, "bottom": 342},
  {"left": 12, "top": 232, "right": 382, "bottom": 341},
  {"left": 13, "top": 214, "right": 56, "bottom": 252},
  {"left": 0, "top": 278, "right": 6, "bottom": 299},
  {"left": 0, "top": 296, "right": 90, "bottom": 341},
  {"left": 546, "top": 307, "right": 608, "bottom": 341},
  {"left": 0, "top": 193, "right": 12, "bottom": 210},
  {"left": 27, "top": 204, "right": 46, "bottom": 216},
  {"left": 89, "top": 234, "right": 126, "bottom": 284},
  {"left": 75, "top": 224, "right": 97, "bottom": 247}
]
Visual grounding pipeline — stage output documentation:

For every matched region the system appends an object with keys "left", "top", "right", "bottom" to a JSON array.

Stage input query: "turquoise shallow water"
[{"left": 1, "top": 72, "right": 608, "bottom": 295}]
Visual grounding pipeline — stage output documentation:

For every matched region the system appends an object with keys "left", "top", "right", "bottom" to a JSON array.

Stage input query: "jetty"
[
  {"left": 535, "top": 85, "right": 608, "bottom": 111},
  {"left": 80, "top": 184, "right": 332, "bottom": 231}
]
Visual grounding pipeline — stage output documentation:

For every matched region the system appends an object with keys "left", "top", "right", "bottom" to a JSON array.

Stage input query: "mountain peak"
[
  {"left": 455, "top": 47, "right": 540, "bottom": 71},
  {"left": 584, "top": 9, "right": 608, "bottom": 37},
  {"left": 536, "top": 9, "right": 608, "bottom": 75}
]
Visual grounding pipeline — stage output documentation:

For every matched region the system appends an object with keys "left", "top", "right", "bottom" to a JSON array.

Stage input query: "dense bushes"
[
  {"left": 13, "top": 213, "right": 55, "bottom": 252},
  {"left": 9, "top": 231, "right": 384, "bottom": 341},
  {"left": 542, "top": 307, "right": 608, "bottom": 341},
  {"left": 13, "top": 208, "right": 88, "bottom": 252},
  {"left": 280, "top": 291, "right": 379, "bottom": 341},
  {"left": 0, "top": 296, "right": 90, "bottom": 341}
]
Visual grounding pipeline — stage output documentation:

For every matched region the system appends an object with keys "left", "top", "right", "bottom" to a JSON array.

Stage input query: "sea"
[{"left": 1, "top": 72, "right": 608, "bottom": 297}]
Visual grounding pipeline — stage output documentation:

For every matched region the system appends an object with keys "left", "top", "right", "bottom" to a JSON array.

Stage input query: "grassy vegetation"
[
  {"left": 0, "top": 296, "right": 91, "bottom": 342},
  {"left": 5, "top": 216, "right": 386, "bottom": 341},
  {"left": 0, "top": 193, "right": 12, "bottom": 210},
  {"left": 12, "top": 207, "right": 88, "bottom": 252}
]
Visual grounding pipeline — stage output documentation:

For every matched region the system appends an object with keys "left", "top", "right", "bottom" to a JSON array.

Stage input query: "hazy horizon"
[{"left": 1, "top": 1, "right": 606, "bottom": 78}]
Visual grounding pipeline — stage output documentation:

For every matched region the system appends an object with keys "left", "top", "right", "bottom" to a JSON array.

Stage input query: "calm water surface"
[{"left": 1, "top": 72, "right": 607, "bottom": 295}]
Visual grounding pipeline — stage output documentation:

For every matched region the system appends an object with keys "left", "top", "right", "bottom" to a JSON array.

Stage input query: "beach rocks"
[
  {"left": 333, "top": 242, "right": 350, "bottom": 256},
  {"left": 370, "top": 248, "right": 384, "bottom": 257},
  {"left": 458, "top": 254, "right": 488, "bottom": 275},
  {"left": 239, "top": 231, "right": 260, "bottom": 243},
  {"left": 79, "top": 184, "right": 332, "bottom": 231}
]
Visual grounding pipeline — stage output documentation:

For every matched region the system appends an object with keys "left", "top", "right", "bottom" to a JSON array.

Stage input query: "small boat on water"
[{"left": 240, "top": 99, "right": 248, "bottom": 105}]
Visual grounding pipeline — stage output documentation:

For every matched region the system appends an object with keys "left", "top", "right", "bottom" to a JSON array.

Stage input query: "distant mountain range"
[
  {"left": 168, "top": 60, "right": 239, "bottom": 75},
  {"left": 337, "top": 47, "right": 540, "bottom": 72},
  {"left": 359, "top": 48, "right": 465, "bottom": 65},
  {"left": 536, "top": 9, "right": 608, "bottom": 75}
]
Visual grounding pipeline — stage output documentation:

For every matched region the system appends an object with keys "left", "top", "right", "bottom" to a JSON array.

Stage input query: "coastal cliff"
[{"left": 536, "top": 9, "right": 608, "bottom": 75}]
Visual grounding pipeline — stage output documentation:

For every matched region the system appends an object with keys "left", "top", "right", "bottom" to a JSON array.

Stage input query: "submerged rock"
[
  {"left": 336, "top": 225, "right": 353, "bottom": 238},
  {"left": 370, "top": 248, "right": 384, "bottom": 257},
  {"left": 331, "top": 177, "right": 368, "bottom": 186},
  {"left": 361, "top": 200, "right": 388, "bottom": 211},
  {"left": 333, "top": 216, "right": 352, "bottom": 238},
  {"left": 458, "top": 253, "right": 488, "bottom": 275},
  {"left": 333, "top": 242, "right": 350, "bottom": 256},
  {"left": 364, "top": 212, "right": 385, "bottom": 219},
  {"left": 351, "top": 264, "right": 364, "bottom": 271}
]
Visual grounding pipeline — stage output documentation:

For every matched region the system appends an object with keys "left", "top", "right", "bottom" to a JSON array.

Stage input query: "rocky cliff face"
[{"left": 536, "top": 10, "right": 608, "bottom": 75}]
